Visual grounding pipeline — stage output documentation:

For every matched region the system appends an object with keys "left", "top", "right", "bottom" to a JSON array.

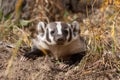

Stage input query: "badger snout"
[{"left": 55, "top": 35, "right": 65, "bottom": 45}]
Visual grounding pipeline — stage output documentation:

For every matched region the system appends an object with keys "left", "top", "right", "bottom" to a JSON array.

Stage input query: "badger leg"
[{"left": 21, "top": 48, "right": 44, "bottom": 61}]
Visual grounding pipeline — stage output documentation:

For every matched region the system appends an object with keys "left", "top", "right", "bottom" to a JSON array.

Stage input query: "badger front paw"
[{"left": 20, "top": 49, "right": 44, "bottom": 61}]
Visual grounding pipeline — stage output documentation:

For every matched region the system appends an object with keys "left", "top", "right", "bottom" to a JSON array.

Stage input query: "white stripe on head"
[{"left": 56, "top": 22, "right": 62, "bottom": 35}]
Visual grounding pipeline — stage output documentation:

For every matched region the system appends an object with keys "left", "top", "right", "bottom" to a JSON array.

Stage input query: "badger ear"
[
  {"left": 37, "top": 22, "right": 46, "bottom": 33},
  {"left": 71, "top": 21, "right": 80, "bottom": 34}
]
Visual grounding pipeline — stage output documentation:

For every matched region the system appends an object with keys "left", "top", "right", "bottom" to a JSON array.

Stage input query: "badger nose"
[
  {"left": 56, "top": 36, "right": 64, "bottom": 42},
  {"left": 55, "top": 35, "right": 65, "bottom": 45},
  {"left": 57, "top": 37, "right": 64, "bottom": 41}
]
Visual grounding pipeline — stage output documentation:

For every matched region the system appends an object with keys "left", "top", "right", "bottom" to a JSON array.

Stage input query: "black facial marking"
[
  {"left": 71, "top": 24, "right": 74, "bottom": 28},
  {"left": 61, "top": 30, "right": 67, "bottom": 38},
  {"left": 61, "top": 23, "right": 69, "bottom": 36},
  {"left": 46, "top": 28, "right": 51, "bottom": 42},
  {"left": 51, "top": 30, "right": 55, "bottom": 36},
  {"left": 68, "top": 28, "right": 72, "bottom": 42},
  {"left": 63, "top": 29, "right": 68, "bottom": 35},
  {"left": 73, "top": 28, "right": 76, "bottom": 36}
]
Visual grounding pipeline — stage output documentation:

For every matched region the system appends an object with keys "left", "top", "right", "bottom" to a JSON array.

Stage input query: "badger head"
[{"left": 37, "top": 21, "right": 80, "bottom": 45}]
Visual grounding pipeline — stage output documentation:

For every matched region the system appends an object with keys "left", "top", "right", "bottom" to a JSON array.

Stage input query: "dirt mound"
[{"left": 0, "top": 42, "right": 120, "bottom": 80}]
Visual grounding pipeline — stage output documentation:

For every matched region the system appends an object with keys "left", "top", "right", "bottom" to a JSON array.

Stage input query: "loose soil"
[{"left": 0, "top": 42, "right": 120, "bottom": 80}]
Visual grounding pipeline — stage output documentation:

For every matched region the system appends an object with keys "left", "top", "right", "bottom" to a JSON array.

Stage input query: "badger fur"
[{"left": 23, "top": 21, "right": 86, "bottom": 60}]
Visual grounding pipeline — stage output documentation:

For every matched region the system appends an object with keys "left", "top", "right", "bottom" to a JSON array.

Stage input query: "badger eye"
[
  {"left": 51, "top": 30, "right": 55, "bottom": 34},
  {"left": 63, "top": 29, "right": 68, "bottom": 34}
]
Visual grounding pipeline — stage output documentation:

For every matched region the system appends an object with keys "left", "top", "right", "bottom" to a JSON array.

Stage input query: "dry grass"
[{"left": 0, "top": 0, "right": 120, "bottom": 79}]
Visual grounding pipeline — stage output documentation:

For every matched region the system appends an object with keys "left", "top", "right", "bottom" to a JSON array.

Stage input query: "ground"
[
  {"left": 0, "top": 41, "right": 120, "bottom": 80},
  {"left": 0, "top": 0, "right": 120, "bottom": 80}
]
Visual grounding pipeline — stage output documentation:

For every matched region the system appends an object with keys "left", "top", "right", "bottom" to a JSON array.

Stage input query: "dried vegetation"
[{"left": 0, "top": 0, "right": 120, "bottom": 80}]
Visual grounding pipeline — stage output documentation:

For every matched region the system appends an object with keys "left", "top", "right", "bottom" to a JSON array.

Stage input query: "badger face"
[{"left": 37, "top": 21, "right": 80, "bottom": 45}]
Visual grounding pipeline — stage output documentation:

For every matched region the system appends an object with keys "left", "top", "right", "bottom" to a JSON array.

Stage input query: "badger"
[{"left": 22, "top": 21, "right": 86, "bottom": 61}]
